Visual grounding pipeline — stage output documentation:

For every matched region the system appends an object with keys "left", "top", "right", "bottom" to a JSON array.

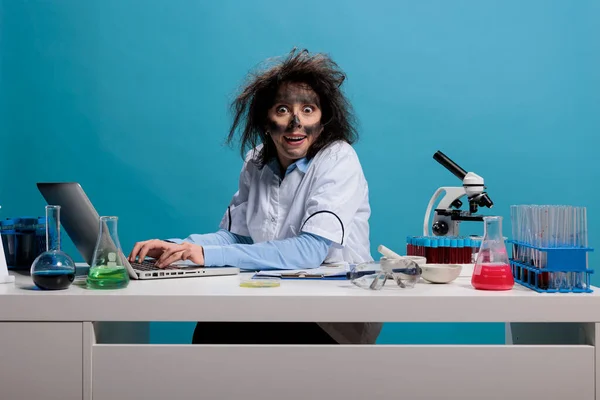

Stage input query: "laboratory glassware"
[
  {"left": 87, "top": 216, "right": 130, "bottom": 289},
  {"left": 471, "top": 216, "right": 514, "bottom": 290},
  {"left": 30, "top": 205, "right": 76, "bottom": 290}
]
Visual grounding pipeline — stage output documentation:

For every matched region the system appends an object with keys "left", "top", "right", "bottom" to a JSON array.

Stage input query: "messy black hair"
[{"left": 227, "top": 48, "right": 358, "bottom": 167}]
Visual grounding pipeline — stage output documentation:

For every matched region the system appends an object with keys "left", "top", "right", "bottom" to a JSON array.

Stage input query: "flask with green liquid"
[{"left": 87, "top": 216, "right": 130, "bottom": 289}]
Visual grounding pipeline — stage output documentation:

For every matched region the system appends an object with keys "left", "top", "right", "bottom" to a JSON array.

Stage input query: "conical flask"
[
  {"left": 472, "top": 216, "right": 514, "bottom": 290},
  {"left": 87, "top": 216, "right": 130, "bottom": 289},
  {"left": 30, "top": 205, "right": 76, "bottom": 290}
]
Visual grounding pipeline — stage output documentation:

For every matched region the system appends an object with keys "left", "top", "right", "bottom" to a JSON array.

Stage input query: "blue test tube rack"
[{"left": 507, "top": 239, "right": 594, "bottom": 293}]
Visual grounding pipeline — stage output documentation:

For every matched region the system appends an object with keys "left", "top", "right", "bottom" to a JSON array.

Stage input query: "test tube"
[
  {"left": 450, "top": 239, "right": 457, "bottom": 264},
  {"left": 470, "top": 238, "right": 480, "bottom": 263},
  {"left": 427, "top": 237, "right": 433, "bottom": 263},
  {"left": 466, "top": 238, "right": 473, "bottom": 263},
  {"left": 442, "top": 237, "right": 446, "bottom": 262},
  {"left": 470, "top": 238, "right": 477, "bottom": 263},
  {"left": 430, "top": 238, "right": 438, "bottom": 264},
  {"left": 459, "top": 238, "right": 466, "bottom": 263},
  {"left": 439, "top": 238, "right": 446, "bottom": 264}
]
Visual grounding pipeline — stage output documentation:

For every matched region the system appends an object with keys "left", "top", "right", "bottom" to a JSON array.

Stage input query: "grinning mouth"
[{"left": 284, "top": 136, "right": 306, "bottom": 142}]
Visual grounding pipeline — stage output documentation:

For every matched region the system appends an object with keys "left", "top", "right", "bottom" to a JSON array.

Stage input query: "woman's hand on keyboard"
[
  {"left": 128, "top": 239, "right": 180, "bottom": 263},
  {"left": 155, "top": 242, "right": 205, "bottom": 268}
]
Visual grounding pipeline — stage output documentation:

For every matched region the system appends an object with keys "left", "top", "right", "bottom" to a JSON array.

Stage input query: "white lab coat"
[{"left": 219, "top": 140, "right": 382, "bottom": 344}]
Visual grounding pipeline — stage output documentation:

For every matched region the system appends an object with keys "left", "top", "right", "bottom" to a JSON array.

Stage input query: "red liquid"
[{"left": 471, "top": 263, "right": 514, "bottom": 290}]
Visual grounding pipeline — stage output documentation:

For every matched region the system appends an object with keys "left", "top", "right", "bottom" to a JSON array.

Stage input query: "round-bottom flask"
[{"left": 31, "top": 205, "right": 76, "bottom": 290}]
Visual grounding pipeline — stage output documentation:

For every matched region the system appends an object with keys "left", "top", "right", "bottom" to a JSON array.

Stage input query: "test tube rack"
[
  {"left": 507, "top": 240, "right": 594, "bottom": 293},
  {"left": 406, "top": 236, "right": 481, "bottom": 264}
]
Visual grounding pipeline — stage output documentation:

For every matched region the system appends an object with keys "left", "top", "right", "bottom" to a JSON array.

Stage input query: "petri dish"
[{"left": 239, "top": 277, "right": 281, "bottom": 288}]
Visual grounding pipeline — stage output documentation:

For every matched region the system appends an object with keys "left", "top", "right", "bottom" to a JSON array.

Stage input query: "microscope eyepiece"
[{"left": 433, "top": 151, "right": 467, "bottom": 181}]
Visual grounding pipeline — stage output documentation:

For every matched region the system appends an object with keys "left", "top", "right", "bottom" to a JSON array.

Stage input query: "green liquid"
[{"left": 86, "top": 266, "right": 129, "bottom": 289}]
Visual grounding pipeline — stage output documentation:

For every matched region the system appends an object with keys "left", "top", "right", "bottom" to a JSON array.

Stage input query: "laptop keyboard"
[{"left": 130, "top": 260, "right": 182, "bottom": 271}]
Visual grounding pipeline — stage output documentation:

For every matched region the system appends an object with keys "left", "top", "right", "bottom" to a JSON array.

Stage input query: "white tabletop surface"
[{"left": 1, "top": 269, "right": 599, "bottom": 322}]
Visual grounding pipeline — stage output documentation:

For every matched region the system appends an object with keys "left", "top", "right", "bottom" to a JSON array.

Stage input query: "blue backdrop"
[{"left": 1, "top": 0, "right": 598, "bottom": 344}]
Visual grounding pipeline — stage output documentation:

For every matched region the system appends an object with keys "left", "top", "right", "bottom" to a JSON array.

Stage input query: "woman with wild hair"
[{"left": 129, "top": 48, "right": 380, "bottom": 345}]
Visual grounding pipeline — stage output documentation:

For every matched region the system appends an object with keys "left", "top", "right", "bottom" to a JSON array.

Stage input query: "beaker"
[
  {"left": 30, "top": 205, "right": 76, "bottom": 290},
  {"left": 471, "top": 216, "right": 514, "bottom": 290},
  {"left": 86, "top": 216, "right": 130, "bottom": 289}
]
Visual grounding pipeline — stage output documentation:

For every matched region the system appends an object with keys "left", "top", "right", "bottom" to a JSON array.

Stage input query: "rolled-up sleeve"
[
  {"left": 300, "top": 150, "right": 368, "bottom": 248},
  {"left": 203, "top": 232, "right": 331, "bottom": 270}
]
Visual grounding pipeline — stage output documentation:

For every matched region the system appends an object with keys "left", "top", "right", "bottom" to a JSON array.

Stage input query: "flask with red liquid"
[{"left": 471, "top": 216, "right": 514, "bottom": 290}]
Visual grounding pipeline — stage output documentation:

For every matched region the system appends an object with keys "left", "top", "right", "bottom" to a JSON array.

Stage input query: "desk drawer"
[
  {"left": 92, "top": 344, "right": 594, "bottom": 400},
  {"left": 0, "top": 322, "right": 83, "bottom": 400}
]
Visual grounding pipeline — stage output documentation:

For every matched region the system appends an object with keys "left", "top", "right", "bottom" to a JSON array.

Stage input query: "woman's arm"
[
  {"left": 130, "top": 230, "right": 254, "bottom": 263},
  {"left": 166, "top": 229, "right": 253, "bottom": 247},
  {"left": 156, "top": 232, "right": 332, "bottom": 270},
  {"left": 201, "top": 232, "right": 332, "bottom": 271}
]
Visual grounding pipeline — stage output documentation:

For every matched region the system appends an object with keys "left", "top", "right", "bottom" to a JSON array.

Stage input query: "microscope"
[{"left": 423, "top": 151, "right": 494, "bottom": 237}]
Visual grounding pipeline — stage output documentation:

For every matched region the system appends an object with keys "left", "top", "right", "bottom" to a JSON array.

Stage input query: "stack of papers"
[{"left": 254, "top": 263, "right": 350, "bottom": 279}]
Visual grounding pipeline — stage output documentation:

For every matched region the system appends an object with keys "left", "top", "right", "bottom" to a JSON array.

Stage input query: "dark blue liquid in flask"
[{"left": 30, "top": 205, "right": 76, "bottom": 290}]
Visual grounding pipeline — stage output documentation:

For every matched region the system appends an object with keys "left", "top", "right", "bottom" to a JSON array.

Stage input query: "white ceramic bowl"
[
  {"left": 404, "top": 256, "right": 427, "bottom": 266},
  {"left": 421, "top": 264, "right": 462, "bottom": 284}
]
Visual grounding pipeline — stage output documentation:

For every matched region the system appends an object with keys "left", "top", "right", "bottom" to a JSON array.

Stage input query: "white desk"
[{"left": 1, "top": 270, "right": 599, "bottom": 400}]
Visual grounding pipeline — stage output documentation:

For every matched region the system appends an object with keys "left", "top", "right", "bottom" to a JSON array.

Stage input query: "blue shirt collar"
[
  {"left": 286, "top": 157, "right": 310, "bottom": 175},
  {"left": 266, "top": 157, "right": 311, "bottom": 177}
]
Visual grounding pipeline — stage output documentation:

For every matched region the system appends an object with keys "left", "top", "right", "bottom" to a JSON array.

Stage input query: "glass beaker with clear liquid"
[
  {"left": 30, "top": 205, "right": 76, "bottom": 290},
  {"left": 86, "top": 216, "right": 130, "bottom": 289},
  {"left": 471, "top": 216, "right": 514, "bottom": 290}
]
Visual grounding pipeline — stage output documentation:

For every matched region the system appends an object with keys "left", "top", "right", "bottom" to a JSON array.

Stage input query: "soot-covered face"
[{"left": 266, "top": 82, "right": 324, "bottom": 169}]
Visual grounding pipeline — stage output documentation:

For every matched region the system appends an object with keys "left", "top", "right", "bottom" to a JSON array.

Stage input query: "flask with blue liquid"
[{"left": 30, "top": 205, "right": 76, "bottom": 290}]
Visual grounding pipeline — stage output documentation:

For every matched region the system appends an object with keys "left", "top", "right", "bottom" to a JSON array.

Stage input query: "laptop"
[{"left": 36, "top": 182, "right": 240, "bottom": 280}]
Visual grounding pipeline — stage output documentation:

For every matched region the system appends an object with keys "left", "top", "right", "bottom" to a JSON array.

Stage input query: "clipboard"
[
  {"left": 252, "top": 272, "right": 347, "bottom": 280},
  {"left": 252, "top": 263, "right": 350, "bottom": 280}
]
